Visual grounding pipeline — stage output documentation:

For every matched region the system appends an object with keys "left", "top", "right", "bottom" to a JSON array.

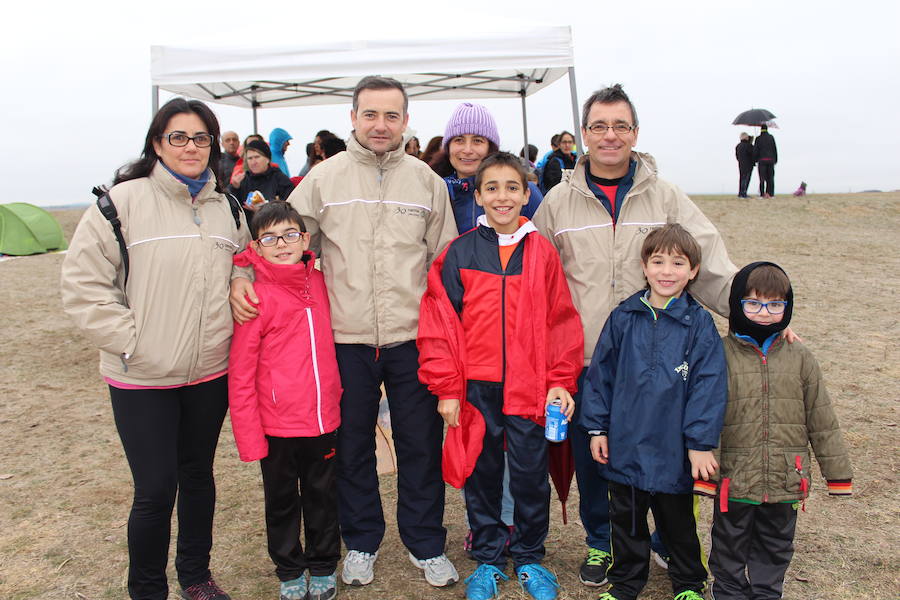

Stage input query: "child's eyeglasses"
[
  {"left": 740, "top": 299, "right": 787, "bottom": 314},
  {"left": 257, "top": 231, "right": 306, "bottom": 247}
]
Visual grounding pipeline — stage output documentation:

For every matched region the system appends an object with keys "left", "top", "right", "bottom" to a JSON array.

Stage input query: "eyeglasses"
[
  {"left": 740, "top": 299, "right": 788, "bottom": 314},
  {"left": 586, "top": 123, "right": 635, "bottom": 135},
  {"left": 257, "top": 231, "right": 306, "bottom": 247},
  {"left": 161, "top": 132, "right": 215, "bottom": 148}
]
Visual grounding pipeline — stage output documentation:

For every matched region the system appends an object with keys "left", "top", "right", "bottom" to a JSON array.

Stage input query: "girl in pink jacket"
[{"left": 227, "top": 202, "right": 342, "bottom": 600}]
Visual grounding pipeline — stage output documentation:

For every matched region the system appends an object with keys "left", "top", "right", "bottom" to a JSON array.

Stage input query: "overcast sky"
[{"left": 3, "top": 0, "right": 898, "bottom": 207}]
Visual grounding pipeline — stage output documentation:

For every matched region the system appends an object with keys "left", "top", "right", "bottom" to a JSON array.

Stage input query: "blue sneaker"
[
  {"left": 464, "top": 564, "right": 509, "bottom": 600},
  {"left": 516, "top": 564, "right": 559, "bottom": 600},
  {"left": 279, "top": 574, "right": 307, "bottom": 600}
]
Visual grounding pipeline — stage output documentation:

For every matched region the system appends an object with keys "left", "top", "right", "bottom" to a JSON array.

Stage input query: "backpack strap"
[
  {"left": 226, "top": 193, "right": 243, "bottom": 230},
  {"left": 92, "top": 185, "right": 129, "bottom": 290}
]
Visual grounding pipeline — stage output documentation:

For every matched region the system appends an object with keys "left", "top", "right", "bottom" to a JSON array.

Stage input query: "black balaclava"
[{"left": 728, "top": 261, "right": 793, "bottom": 346}]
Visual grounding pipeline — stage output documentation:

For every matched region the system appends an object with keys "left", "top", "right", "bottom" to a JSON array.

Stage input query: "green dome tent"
[{"left": 0, "top": 203, "right": 68, "bottom": 256}]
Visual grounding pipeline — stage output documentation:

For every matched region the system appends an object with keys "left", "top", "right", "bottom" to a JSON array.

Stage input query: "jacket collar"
[
  {"left": 150, "top": 161, "right": 220, "bottom": 204},
  {"left": 475, "top": 215, "right": 537, "bottom": 246},
  {"left": 233, "top": 246, "right": 317, "bottom": 289},
  {"left": 568, "top": 151, "right": 658, "bottom": 200},
  {"left": 622, "top": 288, "right": 696, "bottom": 325},
  {"left": 347, "top": 132, "right": 407, "bottom": 168}
]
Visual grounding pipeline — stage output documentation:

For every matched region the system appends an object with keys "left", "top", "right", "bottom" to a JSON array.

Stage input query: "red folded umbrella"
[{"left": 548, "top": 438, "right": 575, "bottom": 524}]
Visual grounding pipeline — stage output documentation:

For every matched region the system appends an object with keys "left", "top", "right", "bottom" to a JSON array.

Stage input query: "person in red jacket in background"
[
  {"left": 417, "top": 152, "right": 583, "bottom": 600},
  {"left": 227, "top": 202, "right": 342, "bottom": 600}
]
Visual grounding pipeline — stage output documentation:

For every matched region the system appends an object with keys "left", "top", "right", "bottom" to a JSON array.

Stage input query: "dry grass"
[{"left": 1, "top": 193, "right": 897, "bottom": 599}]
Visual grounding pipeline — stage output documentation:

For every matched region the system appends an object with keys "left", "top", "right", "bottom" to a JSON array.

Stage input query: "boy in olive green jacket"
[{"left": 708, "top": 262, "right": 852, "bottom": 600}]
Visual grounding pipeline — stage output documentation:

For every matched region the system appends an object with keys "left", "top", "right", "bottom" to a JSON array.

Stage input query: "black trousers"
[
  {"left": 709, "top": 500, "right": 797, "bottom": 600},
  {"left": 738, "top": 163, "right": 754, "bottom": 197},
  {"left": 463, "top": 381, "right": 550, "bottom": 568},
  {"left": 260, "top": 433, "right": 341, "bottom": 580},
  {"left": 109, "top": 376, "right": 228, "bottom": 600},
  {"left": 758, "top": 162, "right": 775, "bottom": 196},
  {"left": 607, "top": 481, "right": 708, "bottom": 600},
  {"left": 334, "top": 342, "right": 446, "bottom": 559}
]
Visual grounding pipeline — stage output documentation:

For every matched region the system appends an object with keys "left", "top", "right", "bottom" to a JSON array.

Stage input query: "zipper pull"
[{"left": 192, "top": 204, "right": 201, "bottom": 225}]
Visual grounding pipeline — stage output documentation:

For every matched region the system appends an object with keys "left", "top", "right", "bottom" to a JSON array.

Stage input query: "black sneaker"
[
  {"left": 180, "top": 578, "right": 231, "bottom": 600},
  {"left": 579, "top": 547, "right": 611, "bottom": 587}
]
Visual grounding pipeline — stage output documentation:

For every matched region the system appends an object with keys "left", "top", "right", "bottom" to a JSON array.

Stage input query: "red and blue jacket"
[{"left": 417, "top": 218, "right": 583, "bottom": 487}]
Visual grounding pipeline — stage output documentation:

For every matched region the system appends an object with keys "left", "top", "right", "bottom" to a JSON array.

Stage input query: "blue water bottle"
[{"left": 545, "top": 399, "right": 568, "bottom": 442}]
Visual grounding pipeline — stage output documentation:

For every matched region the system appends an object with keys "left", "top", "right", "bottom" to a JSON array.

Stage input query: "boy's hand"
[
  {"left": 230, "top": 278, "right": 259, "bottom": 324},
  {"left": 546, "top": 387, "right": 575, "bottom": 420},
  {"left": 590, "top": 435, "right": 609, "bottom": 464},
  {"left": 688, "top": 449, "right": 719, "bottom": 480},
  {"left": 438, "top": 398, "right": 460, "bottom": 427}
]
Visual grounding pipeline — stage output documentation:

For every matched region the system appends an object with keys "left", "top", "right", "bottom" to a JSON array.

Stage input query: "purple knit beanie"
[{"left": 443, "top": 103, "right": 500, "bottom": 148}]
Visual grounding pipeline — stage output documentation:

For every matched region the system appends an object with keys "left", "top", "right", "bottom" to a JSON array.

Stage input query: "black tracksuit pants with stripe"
[
  {"left": 260, "top": 432, "right": 340, "bottom": 580},
  {"left": 607, "top": 481, "right": 708, "bottom": 600},
  {"left": 709, "top": 500, "right": 797, "bottom": 600}
]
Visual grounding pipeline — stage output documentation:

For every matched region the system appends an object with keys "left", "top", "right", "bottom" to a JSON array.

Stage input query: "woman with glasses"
[
  {"left": 540, "top": 130, "right": 578, "bottom": 193},
  {"left": 61, "top": 97, "right": 249, "bottom": 600},
  {"left": 228, "top": 138, "right": 296, "bottom": 225},
  {"left": 429, "top": 102, "right": 544, "bottom": 233}
]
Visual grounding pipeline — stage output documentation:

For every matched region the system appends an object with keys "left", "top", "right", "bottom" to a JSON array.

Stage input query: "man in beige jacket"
[
  {"left": 230, "top": 76, "right": 459, "bottom": 590},
  {"left": 533, "top": 83, "right": 739, "bottom": 588}
]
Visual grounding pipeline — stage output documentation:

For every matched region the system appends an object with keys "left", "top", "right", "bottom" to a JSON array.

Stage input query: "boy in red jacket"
[
  {"left": 228, "top": 202, "right": 342, "bottom": 600},
  {"left": 417, "top": 152, "right": 583, "bottom": 600}
]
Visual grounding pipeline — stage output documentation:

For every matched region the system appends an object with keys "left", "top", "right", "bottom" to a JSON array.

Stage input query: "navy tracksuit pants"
[
  {"left": 463, "top": 381, "right": 549, "bottom": 568},
  {"left": 334, "top": 342, "right": 447, "bottom": 560}
]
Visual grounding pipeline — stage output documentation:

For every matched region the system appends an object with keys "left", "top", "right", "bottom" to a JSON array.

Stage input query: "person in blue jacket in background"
[
  {"left": 430, "top": 102, "right": 543, "bottom": 233},
  {"left": 269, "top": 127, "right": 293, "bottom": 177}
]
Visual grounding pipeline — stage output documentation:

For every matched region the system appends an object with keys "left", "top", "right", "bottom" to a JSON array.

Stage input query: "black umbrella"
[{"left": 732, "top": 108, "right": 776, "bottom": 126}]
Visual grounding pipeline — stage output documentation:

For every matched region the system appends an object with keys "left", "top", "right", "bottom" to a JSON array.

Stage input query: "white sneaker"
[
  {"left": 408, "top": 552, "right": 459, "bottom": 587},
  {"left": 341, "top": 550, "right": 378, "bottom": 586}
]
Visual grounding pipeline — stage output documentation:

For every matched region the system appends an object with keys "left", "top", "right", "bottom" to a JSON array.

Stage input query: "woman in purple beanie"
[{"left": 429, "top": 102, "right": 543, "bottom": 233}]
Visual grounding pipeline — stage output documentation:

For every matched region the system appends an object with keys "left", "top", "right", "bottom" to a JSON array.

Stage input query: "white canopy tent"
[{"left": 150, "top": 26, "right": 579, "bottom": 153}]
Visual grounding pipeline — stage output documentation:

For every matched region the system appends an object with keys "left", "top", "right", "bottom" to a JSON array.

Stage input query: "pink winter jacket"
[{"left": 228, "top": 248, "right": 342, "bottom": 462}]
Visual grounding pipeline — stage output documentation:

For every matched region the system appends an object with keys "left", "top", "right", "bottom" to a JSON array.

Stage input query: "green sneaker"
[
  {"left": 579, "top": 547, "right": 611, "bottom": 586},
  {"left": 597, "top": 593, "right": 621, "bottom": 600},
  {"left": 673, "top": 590, "right": 705, "bottom": 600}
]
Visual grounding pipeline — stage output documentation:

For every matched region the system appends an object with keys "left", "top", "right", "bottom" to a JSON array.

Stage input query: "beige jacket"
[
  {"left": 61, "top": 163, "right": 250, "bottom": 385},
  {"left": 287, "top": 134, "right": 456, "bottom": 345},
  {"left": 533, "top": 152, "right": 736, "bottom": 365}
]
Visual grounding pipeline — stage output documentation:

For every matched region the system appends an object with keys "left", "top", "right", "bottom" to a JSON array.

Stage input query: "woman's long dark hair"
[
  {"left": 114, "top": 98, "right": 224, "bottom": 193},
  {"left": 428, "top": 141, "right": 500, "bottom": 178}
]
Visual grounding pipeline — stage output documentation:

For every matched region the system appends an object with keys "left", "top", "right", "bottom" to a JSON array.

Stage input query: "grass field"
[{"left": 0, "top": 193, "right": 897, "bottom": 599}]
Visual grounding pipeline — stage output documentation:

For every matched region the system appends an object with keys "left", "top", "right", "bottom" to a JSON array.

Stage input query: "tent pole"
[
  {"left": 567, "top": 67, "right": 581, "bottom": 147},
  {"left": 252, "top": 104, "right": 258, "bottom": 135},
  {"left": 152, "top": 85, "right": 159, "bottom": 116},
  {"left": 520, "top": 90, "right": 529, "bottom": 165}
]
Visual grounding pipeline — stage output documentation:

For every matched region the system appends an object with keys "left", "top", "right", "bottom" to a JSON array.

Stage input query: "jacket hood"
[
  {"left": 728, "top": 261, "right": 793, "bottom": 345},
  {"left": 269, "top": 128, "right": 292, "bottom": 150}
]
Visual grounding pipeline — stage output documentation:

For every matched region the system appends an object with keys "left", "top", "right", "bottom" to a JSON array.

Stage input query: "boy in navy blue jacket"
[{"left": 580, "top": 223, "right": 727, "bottom": 600}]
